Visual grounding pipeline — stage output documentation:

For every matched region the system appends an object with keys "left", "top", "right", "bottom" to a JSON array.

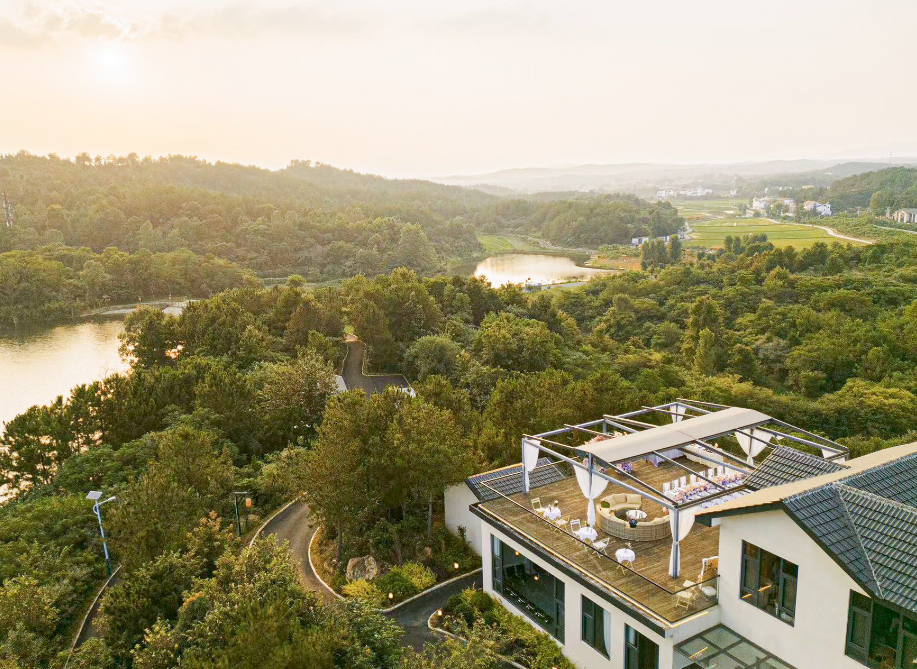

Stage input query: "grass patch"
[
  {"left": 686, "top": 217, "right": 863, "bottom": 249},
  {"left": 476, "top": 233, "right": 543, "bottom": 254}
]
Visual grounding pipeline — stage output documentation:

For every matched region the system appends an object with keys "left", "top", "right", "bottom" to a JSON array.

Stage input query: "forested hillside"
[
  {"left": 5, "top": 230, "right": 917, "bottom": 667},
  {"left": 0, "top": 153, "right": 491, "bottom": 277},
  {"left": 825, "top": 166, "right": 917, "bottom": 212}
]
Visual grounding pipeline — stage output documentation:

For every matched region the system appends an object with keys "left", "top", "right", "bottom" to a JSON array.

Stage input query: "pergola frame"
[{"left": 519, "top": 399, "right": 848, "bottom": 577}]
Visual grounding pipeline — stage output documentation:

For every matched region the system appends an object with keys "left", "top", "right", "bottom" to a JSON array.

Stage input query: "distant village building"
[
  {"left": 893, "top": 208, "right": 917, "bottom": 224},
  {"left": 631, "top": 236, "right": 651, "bottom": 246},
  {"left": 803, "top": 201, "right": 832, "bottom": 216}
]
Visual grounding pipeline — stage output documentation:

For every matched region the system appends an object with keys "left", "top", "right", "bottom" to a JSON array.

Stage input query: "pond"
[
  {"left": 467, "top": 253, "right": 616, "bottom": 287},
  {"left": 0, "top": 320, "right": 129, "bottom": 430}
]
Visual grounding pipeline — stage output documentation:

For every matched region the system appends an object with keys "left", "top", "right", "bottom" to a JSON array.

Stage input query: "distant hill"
[
  {"left": 825, "top": 166, "right": 917, "bottom": 212},
  {"left": 434, "top": 159, "right": 917, "bottom": 194}
]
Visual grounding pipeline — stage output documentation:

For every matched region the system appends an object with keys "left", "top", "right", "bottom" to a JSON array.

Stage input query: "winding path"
[
  {"left": 261, "top": 500, "right": 481, "bottom": 650},
  {"left": 764, "top": 218, "right": 874, "bottom": 245},
  {"left": 341, "top": 339, "right": 413, "bottom": 396}
]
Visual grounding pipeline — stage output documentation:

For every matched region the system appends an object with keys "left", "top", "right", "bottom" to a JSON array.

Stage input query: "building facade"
[{"left": 451, "top": 401, "right": 917, "bottom": 669}]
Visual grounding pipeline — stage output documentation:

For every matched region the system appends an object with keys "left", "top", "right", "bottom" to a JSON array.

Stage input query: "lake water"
[
  {"left": 470, "top": 253, "right": 615, "bottom": 287},
  {"left": 0, "top": 320, "right": 128, "bottom": 430}
]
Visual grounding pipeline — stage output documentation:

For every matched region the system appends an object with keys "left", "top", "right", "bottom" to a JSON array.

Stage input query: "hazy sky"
[{"left": 2, "top": 0, "right": 916, "bottom": 178}]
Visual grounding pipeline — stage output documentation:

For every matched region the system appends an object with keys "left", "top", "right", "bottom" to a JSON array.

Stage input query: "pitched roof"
[
  {"left": 786, "top": 483, "right": 917, "bottom": 612},
  {"left": 700, "top": 442, "right": 917, "bottom": 613},
  {"left": 745, "top": 446, "right": 847, "bottom": 491},
  {"left": 466, "top": 458, "right": 566, "bottom": 502},
  {"left": 695, "top": 441, "right": 917, "bottom": 518}
]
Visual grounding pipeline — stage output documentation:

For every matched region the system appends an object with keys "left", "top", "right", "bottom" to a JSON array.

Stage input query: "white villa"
[
  {"left": 803, "top": 201, "right": 832, "bottom": 217},
  {"left": 893, "top": 209, "right": 917, "bottom": 224},
  {"left": 446, "top": 400, "right": 917, "bottom": 669}
]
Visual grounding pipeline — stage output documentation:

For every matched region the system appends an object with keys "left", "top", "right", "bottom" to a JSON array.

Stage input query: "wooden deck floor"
[{"left": 479, "top": 458, "right": 721, "bottom": 623}]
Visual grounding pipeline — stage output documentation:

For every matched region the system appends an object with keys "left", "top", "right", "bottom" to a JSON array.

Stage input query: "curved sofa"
[{"left": 597, "top": 493, "right": 672, "bottom": 541}]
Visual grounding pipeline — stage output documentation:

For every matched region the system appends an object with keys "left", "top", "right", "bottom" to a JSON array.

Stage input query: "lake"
[
  {"left": 468, "top": 253, "right": 615, "bottom": 287},
  {"left": 0, "top": 320, "right": 129, "bottom": 430}
]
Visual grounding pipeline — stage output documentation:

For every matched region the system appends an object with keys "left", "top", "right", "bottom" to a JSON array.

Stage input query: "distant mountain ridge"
[{"left": 434, "top": 159, "right": 917, "bottom": 194}]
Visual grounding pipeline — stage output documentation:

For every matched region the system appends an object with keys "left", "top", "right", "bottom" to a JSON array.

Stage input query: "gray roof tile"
[
  {"left": 466, "top": 458, "right": 566, "bottom": 502},
  {"left": 746, "top": 446, "right": 847, "bottom": 491}
]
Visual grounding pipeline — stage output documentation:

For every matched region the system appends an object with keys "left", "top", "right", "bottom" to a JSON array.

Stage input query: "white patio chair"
[
  {"left": 707, "top": 468, "right": 715, "bottom": 479},
  {"left": 569, "top": 519, "right": 582, "bottom": 536},
  {"left": 531, "top": 498, "right": 543, "bottom": 513},
  {"left": 716, "top": 466, "right": 725, "bottom": 477},
  {"left": 690, "top": 474, "right": 698, "bottom": 484},
  {"left": 591, "top": 537, "right": 610, "bottom": 556},
  {"left": 675, "top": 581, "right": 698, "bottom": 610},
  {"left": 553, "top": 516, "right": 570, "bottom": 534},
  {"left": 679, "top": 475, "right": 688, "bottom": 488},
  {"left": 662, "top": 481, "right": 671, "bottom": 493}
]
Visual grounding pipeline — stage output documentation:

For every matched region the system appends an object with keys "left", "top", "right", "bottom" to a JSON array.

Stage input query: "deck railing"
[{"left": 478, "top": 462, "right": 719, "bottom": 625}]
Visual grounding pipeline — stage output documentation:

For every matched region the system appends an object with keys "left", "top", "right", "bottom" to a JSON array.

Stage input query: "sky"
[{"left": 2, "top": 0, "right": 916, "bottom": 178}]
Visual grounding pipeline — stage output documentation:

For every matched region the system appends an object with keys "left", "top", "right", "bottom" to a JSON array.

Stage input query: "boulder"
[{"left": 346, "top": 555, "right": 379, "bottom": 582}]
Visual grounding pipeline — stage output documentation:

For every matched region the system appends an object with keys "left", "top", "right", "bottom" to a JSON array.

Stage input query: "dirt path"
[
  {"left": 766, "top": 218, "right": 874, "bottom": 245},
  {"left": 341, "top": 339, "right": 413, "bottom": 396}
]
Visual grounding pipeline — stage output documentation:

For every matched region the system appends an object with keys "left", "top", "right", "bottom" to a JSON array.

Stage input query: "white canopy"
[{"left": 584, "top": 407, "right": 772, "bottom": 463}]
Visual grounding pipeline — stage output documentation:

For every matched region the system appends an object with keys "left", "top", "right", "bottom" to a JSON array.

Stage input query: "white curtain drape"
[
  {"left": 574, "top": 463, "right": 609, "bottom": 527},
  {"left": 736, "top": 428, "right": 773, "bottom": 465},
  {"left": 522, "top": 438, "right": 540, "bottom": 491},
  {"left": 668, "top": 509, "right": 696, "bottom": 577},
  {"left": 671, "top": 403, "right": 687, "bottom": 423}
]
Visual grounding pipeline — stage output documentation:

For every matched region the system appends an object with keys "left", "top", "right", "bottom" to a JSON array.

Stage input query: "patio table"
[
  {"left": 542, "top": 505, "right": 562, "bottom": 521},
  {"left": 574, "top": 526, "right": 598, "bottom": 542}
]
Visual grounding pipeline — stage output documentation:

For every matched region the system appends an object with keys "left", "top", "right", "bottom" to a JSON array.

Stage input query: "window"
[
  {"left": 739, "top": 541, "right": 797, "bottom": 625},
  {"left": 845, "top": 591, "right": 917, "bottom": 668},
  {"left": 582, "top": 595, "right": 610, "bottom": 657},
  {"left": 490, "top": 535, "right": 565, "bottom": 642},
  {"left": 625, "top": 625, "right": 659, "bottom": 669}
]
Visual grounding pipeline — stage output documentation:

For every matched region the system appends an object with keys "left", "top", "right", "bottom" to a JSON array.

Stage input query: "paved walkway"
[
  {"left": 341, "top": 339, "right": 412, "bottom": 396},
  {"left": 262, "top": 500, "right": 480, "bottom": 649}
]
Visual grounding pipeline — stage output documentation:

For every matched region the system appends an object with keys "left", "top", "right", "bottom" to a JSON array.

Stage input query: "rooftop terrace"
[
  {"left": 478, "top": 457, "right": 721, "bottom": 625},
  {"left": 471, "top": 400, "right": 849, "bottom": 627}
]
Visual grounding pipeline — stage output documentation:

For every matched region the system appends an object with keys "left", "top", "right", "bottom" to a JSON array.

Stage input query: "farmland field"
[
  {"left": 686, "top": 217, "right": 866, "bottom": 249},
  {"left": 674, "top": 198, "right": 744, "bottom": 219}
]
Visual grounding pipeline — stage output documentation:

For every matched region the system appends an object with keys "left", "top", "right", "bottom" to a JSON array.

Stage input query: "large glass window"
[
  {"left": 739, "top": 541, "right": 797, "bottom": 625},
  {"left": 625, "top": 625, "right": 659, "bottom": 669},
  {"left": 845, "top": 591, "right": 917, "bottom": 668},
  {"left": 490, "top": 535, "right": 565, "bottom": 642},
  {"left": 582, "top": 595, "right": 610, "bottom": 658}
]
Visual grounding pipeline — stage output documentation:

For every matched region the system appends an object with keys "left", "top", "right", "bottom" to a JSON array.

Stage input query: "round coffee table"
[{"left": 626, "top": 509, "right": 647, "bottom": 522}]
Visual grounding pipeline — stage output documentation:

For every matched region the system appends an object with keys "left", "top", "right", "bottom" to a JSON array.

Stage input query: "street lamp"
[{"left": 87, "top": 490, "right": 116, "bottom": 575}]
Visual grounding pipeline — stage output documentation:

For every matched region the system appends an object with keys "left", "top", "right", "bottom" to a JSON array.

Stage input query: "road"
[
  {"left": 341, "top": 339, "right": 413, "bottom": 396},
  {"left": 262, "top": 500, "right": 481, "bottom": 650}
]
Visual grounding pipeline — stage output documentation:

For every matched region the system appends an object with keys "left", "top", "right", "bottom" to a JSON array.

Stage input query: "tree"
[
  {"left": 474, "top": 312, "right": 559, "bottom": 373},
  {"left": 404, "top": 335, "right": 462, "bottom": 381},
  {"left": 692, "top": 328, "right": 717, "bottom": 376},
  {"left": 251, "top": 351, "right": 338, "bottom": 451},
  {"left": 120, "top": 307, "right": 179, "bottom": 368},
  {"left": 108, "top": 426, "right": 234, "bottom": 566}
]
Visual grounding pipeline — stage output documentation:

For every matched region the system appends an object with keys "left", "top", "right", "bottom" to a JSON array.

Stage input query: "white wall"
[
  {"left": 481, "top": 522, "right": 693, "bottom": 669},
  {"left": 444, "top": 483, "right": 482, "bottom": 555},
  {"left": 717, "top": 510, "right": 866, "bottom": 669}
]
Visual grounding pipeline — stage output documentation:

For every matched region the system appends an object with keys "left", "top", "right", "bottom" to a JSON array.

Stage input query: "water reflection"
[
  {"left": 0, "top": 320, "right": 128, "bottom": 429},
  {"left": 472, "top": 254, "right": 614, "bottom": 287}
]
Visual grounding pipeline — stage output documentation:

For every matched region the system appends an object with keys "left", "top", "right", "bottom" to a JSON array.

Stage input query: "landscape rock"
[{"left": 346, "top": 555, "right": 379, "bottom": 582}]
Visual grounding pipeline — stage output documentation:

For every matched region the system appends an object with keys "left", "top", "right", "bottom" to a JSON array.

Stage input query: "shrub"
[
  {"left": 375, "top": 568, "right": 419, "bottom": 602},
  {"left": 342, "top": 579, "right": 385, "bottom": 607},
  {"left": 400, "top": 562, "right": 436, "bottom": 591}
]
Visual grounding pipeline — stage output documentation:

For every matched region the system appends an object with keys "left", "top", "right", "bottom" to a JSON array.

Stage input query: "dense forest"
[
  {"left": 5, "top": 226, "right": 917, "bottom": 667},
  {"left": 825, "top": 166, "right": 917, "bottom": 212},
  {"left": 0, "top": 153, "right": 680, "bottom": 279}
]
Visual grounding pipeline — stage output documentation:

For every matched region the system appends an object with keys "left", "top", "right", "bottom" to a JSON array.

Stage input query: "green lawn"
[
  {"left": 686, "top": 217, "right": 863, "bottom": 249},
  {"left": 476, "top": 233, "right": 543, "bottom": 254}
]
